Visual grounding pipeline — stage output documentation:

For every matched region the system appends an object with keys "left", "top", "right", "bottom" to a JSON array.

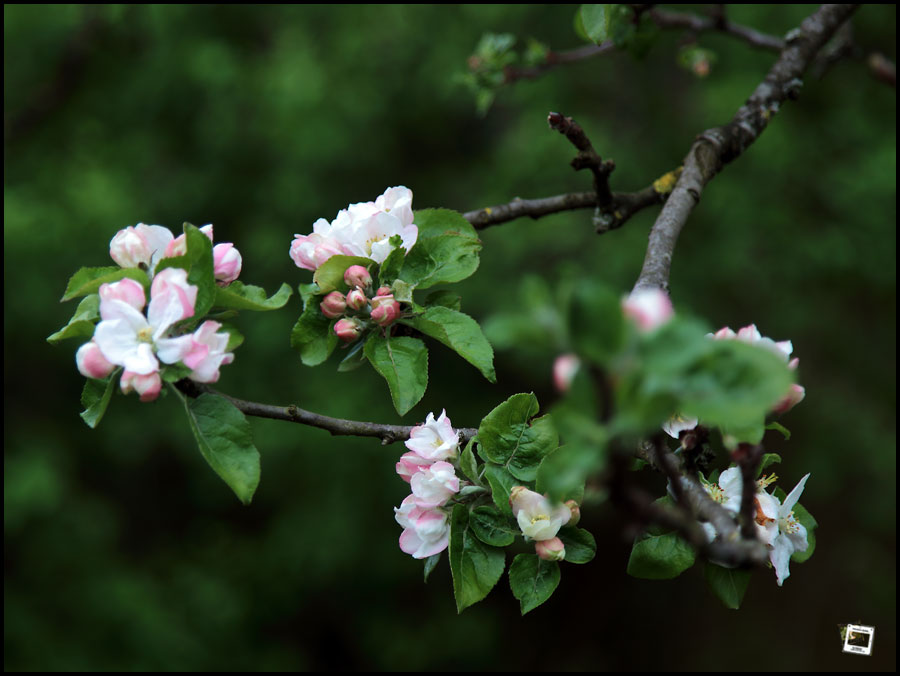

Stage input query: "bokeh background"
[{"left": 5, "top": 4, "right": 895, "bottom": 671}]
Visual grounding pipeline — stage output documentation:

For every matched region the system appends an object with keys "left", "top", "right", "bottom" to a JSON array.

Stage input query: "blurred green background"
[{"left": 5, "top": 4, "right": 895, "bottom": 671}]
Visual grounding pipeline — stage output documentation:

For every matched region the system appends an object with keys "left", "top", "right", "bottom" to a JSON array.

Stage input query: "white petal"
[{"left": 781, "top": 473, "right": 810, "bottom": 514}]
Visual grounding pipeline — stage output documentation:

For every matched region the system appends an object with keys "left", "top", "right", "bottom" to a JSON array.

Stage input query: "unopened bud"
[
  {"left": 320, "top": 291, "right": 347, "bottom": 319},
  {"left": 564, "top": 500, "right": 580, "bottom": 527},
  {"left": 374, "top": 286, "right": 392, "bottom": 297},
  {"left": 344, "top": 265, "right": 372, "bottom": 289},
  {"left": 346, "top": 288, "right": 368, "bottom": 311},
  {"left": 334, "top": 317, "right": 363, "bottom": 342},
  {"left": 76, "top": 341, "right": 116, "bottom": 380},
  {"left": 212, "top": 242, "right": 242, "bottom": 285},
  {"left": 370, "top": 295, "right": 400, "bottom": 326},
  {"left": 535, "top": 537, "right": 566, "bottom": 562},
  {"left": 120, "top": 370, "right": 162, "bottom": 402}
]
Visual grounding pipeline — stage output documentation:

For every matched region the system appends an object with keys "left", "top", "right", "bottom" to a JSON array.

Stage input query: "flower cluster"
[
  {"left": 663, "top": 323, "right": 806, "bottom": 441},
  {"left": 700, "top": 467, "right": 811, "bottom": 586},
  {"left": 393, "top": 411, "right": 461, "bottom": 559},
  {"left": 509, "top": 486, "right": 578, "bottom": 562},
  {"left": 322, "top": 266, "right": 405, "bottom": 341},
  {"left": 111, "top": 222, "right": 242, "bottom": 285},
  {"left": 290, "top": 186, "right": 418, "bottom": 270},
  {"left": 75, "top": 223, "right": 240, "bottom": 401}
]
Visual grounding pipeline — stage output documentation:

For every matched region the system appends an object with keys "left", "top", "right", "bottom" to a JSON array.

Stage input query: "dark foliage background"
[{"left": 5, "top": 5, "right": 895, "bottom": 671}]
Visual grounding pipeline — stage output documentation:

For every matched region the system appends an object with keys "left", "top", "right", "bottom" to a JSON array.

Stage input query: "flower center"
[
  {"left": 757, "top": 473, "right": 778, "bottom": 490},
  {"left": 137, "top": 327, "right": 154, "bottom": 343},
  {"left": 531, "top": 514, "right": 549, "bottom": 524}
]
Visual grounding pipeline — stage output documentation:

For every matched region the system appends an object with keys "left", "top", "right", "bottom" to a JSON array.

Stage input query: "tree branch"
[
  {"left": 502, "top": 43, "right": 615, "bottom": 85},
  {"left": 176, "top": 380, "right": 478, "bottom": 446},
  {"left": 647, "top": 7, "right": 785, "bottom": 52},
  {"left": 633, "top": 3, "right": 859, "bottom": 293}
]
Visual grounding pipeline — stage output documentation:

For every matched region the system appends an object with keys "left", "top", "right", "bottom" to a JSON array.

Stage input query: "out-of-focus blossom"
[
  {"left": 622, "top": 287, "right": 674, "bottom": 332},
  {"left": 509, "top": 486, "right": 571, "bottom": 541},
  {"left": 553, "top": 353, "right": 581, "bottom": 393}
]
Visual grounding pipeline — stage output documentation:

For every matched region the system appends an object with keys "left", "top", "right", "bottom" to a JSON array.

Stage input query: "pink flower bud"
[
  {"left": 343, "top": 265, "right": 372, "bottom": 289},
  {"left": 346, "top": 288, "right": 368, "bottom": 311},
  {"left": 553, "top": 353, "right": 581, "bottom": 393},
  {"left": 772, "top": 384, "right": 805, "bottom": 415},
  {"left": 374, "top": 286, "right": 392, "bottom": 297},
  {"left": 320, "top": 291, "right": 347, "bottom": 319},
  {"left": 120, "top": 370, "right": 162, "bottom": 402},
  {"left": 396, "top": 451, "right": 433, "bottom": 483},
  {"left": 98, "top": 278, "right": 146, "bottom": 312},
  {"left": 622, "top": 288, "right": 674, "bottom": 332},
  {"left": 212, "top": 243, "right": 242, "bottom": 285},
  {"left": 370, "top": 295, "right": 400, "bottom": 326},
  {"left": 334, "top": 317, "right": 363, "bottom": 342},
  {"left": 564, "top": 500, "right": 581, "bottom": 527},
  {"left": 76, "top": 341, "right": 116, "bottom": 380},
  {"left": 535, "top": 537, "right": 566, "bottom": 562},
  {"left": 110, "top": 227, "right": 152, "bottom": 268},
  {"left": 165, "top": 225, "right": 215, "bottom": 259}
]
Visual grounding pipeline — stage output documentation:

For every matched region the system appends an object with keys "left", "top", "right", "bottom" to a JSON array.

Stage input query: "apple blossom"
[
  {"left": 410, "top": 460, "right": 459, "bottom": 509},
  {"left": 622, "top": 287, "right": 674, "bottom": 332},
  {"left": 509, "top": 486, "right": 571, "bottom": 541},
  {"left": 109, "top": 223, "right": 174, "bottom": 271},
  {"left": 404, "top": 410, "right": 460, "bottom": 461},
  {"left": 212, "top": 243, "right": 242, "bottom": 285},
  {"left": 290, "top": 218, "right": 346, "bottom": 271},
  {"left": 754, "top": 473, "right": 811, "bottom": 586},
  {"left": 182, "top": 320, "right": 235, "bottom": 383},
  {"left": 98, "top": 277, "right": 146, "bottom": 312},
  {"left": 394, "top": 495, "right": 450, "bottom": 559},
  {"left": 76, "top": 340, "right": 116, "bottom": 380},
  {"left": 395, "top": 451, "right": 433, "bottom": 483},
  {"left": 120, "top": 370, "right": 163, "bottom": 402},
  {"left": 334, "top": 317, "right": 362, "bottom": 342},
  {"left": 374, "top": 286, "right": 392, "bottom": 297},
  {"left": 662, "top": 414, "right": 700, "bottom": 440},
  {"left": 345, "top": 288, "right": 368, "bottom": 311},
  {"left": 370, "top": 294, "right": 400, "bottom": 326},
  {"left": 535, "top": 537, "right": 566, "bottom": 562},
  {"left": 552, "top": 353, "right": 581, "bottom": 393},
  {"left": 320, "top": 291, "right": 347, "bottom": 319},
  {"left": 564, "top": 500, "right": 581, "bottom": 527},
  {"left": 343, "top": 265, "right": 372, "bottom": 289},
  {"left": 164, "top": 224, "right": 214, "bottom": 258}
]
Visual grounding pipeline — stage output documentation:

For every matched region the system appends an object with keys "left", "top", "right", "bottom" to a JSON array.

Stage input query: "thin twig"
[
  {"left": 547, "top": 111, "right": 615, "bottom": 208},
  {"left": 503, "top": 43, "right": 615, "bottom": 84},
  {"left": 648, "top": 7, "right": 785, "bottom": 52}
]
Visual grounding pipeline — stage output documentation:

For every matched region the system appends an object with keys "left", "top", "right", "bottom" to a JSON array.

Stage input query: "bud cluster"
[
  {"left": 393, "top": 411, "right": 461, "bottom": 559},
  {"left": 509, "top": 486, "right": 579, "bottom": 561},
  {"left": 322, "top": 266, "right": 405, "bottom": 343}
]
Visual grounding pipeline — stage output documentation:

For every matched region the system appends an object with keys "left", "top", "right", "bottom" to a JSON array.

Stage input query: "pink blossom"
[
  {"left": 509, "top": 486, "right": 571, "bottom": 541},
  {"left": 410, "top": 460, "right": 459, "bottom": 508},
  {"left": 394, "top": 495, "right": 450, "bottom": 559},
  {"left": 76, "top": 341, "right": 116, "bottom": 380},
  {"left": 535, "top": 537, "right": 566, "bottom": 562},
  {"left": 149, "top": 267, "right": 198, "bottom": 323},
  {"left": 395, "top": 451, "right": 433, "bottom": 483},
  {"left": 553, "top": 353, "right": 581, "bottom": 393},
  {"left": 120, "top": 370, "right": 163, "bottom": 402},
  {"left": 98, "top": 277, "right": 145, "bottom": 311},
  {"left": 320, "top": 291, "right": 347, "bottom": 319},
  {"left": 345, "top": 288, "right": 368, "bottom": 311},
  {"left": 370, "top": 294, "right": 400, "bottom": 326},
  {"left": 622, "top": 287, "right": 674, "bottom": 332},
  {"left": 164, "top": 224, "right": 214, "bottom": 259},
  {"left": 290, "top": 219, "right": 347, "bottom": 271},
  {"left": 212, "top": 243, "right": 242, "bottom": 285},
  {"left": 334, "top": 317, "right": 362, "bottom": 342},
  {"left": 182, "top": 320, "right": 235, "bottom": 383},
  {"left": 109, "top": 223, "right": 174, "bottom": 271},
  {"left": 343, "top": 265, "right": 372, "bottom": 289},
  {"left": 404, "top": 410, "right": 459, "bottom": 461},
  {"left": 772, "top": 384, "right": 806, "bottom": 415}
]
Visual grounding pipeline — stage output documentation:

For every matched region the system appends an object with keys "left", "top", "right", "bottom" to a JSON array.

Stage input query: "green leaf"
[
  {"left": 790, "top": 501, "right": 817, "bottom": 564},
  {"left": 509, "top": 553, "right": 560, "bottom": 615},
  {"left": 48, "top": 294, "right": 100, "bottom": 344},
  {"left": 557, "top": 526, "right": 596, "bottom": 564},
  {"left": 220, "top": 324, "right": 245, "bottom": 352},
  {"left": 470, "top": 505, "right": 516, "bottom": 547},
  {"left": 449, "top": 505, "right": 506, "bottom": 613},
  {"left": 705, "top": 563, "right": 751, "bottom": 609},
  {"left": 337, "top": 339, "right": 368, "bottom": 372},
  {"left": 60, "top": 266, "right": 149, "bottom": 302},
  {"left": 178, "top": 391, "right": 261, "bottom": 505},
  {"left": 580, "top": 4, "right": 614, "bottom": 45},
  {"left": 478, "top": 393, "right": 558, "bottom": 481},
  {"left": 400, "top": 306, "right": 496, "bottom": 383},
  {"left": 483, "top": 464, "right": 518, "bottom": 516},
  {"left": 378, "top": 247, "right": 406, "bottom": 287},
  {"left": 160, "top": 362, "right": 193, "bottom": 383},
  {"left": 459, "top": 438, "right": 481, "bottom": 485},
  {"left": 765, "top": 421, "right": 792, "bottom": 440},
  {"left": 568, "top": 280, "right": 624, "bottom": 364},
  {"left": 213, "top": 281, "right": 292, "bottom": 311},
  {"left": 424, "top": 290, "right": 461, "bottom": 311},
  {"left": 399, "top": 209, "right": 481, "bottom": 289},
  {"left": 290, "top": 296, "right": 338, "bottom": 366},
  {"left": 757, "top": 453, "right": 782, "bottom": 477},
  {"left": 627, "top": 531, "right": 696, "bottom": 579},
  {"left": 313, "top": 255, "right": 373, "bottom": 294},
  {"left": 364, "top": 333, "right": 428, "bottom": 416},
  {"left": 79, "top": 371, "right": 119, "bottom": 428},
  {"left": 423, "top": 553, "right": 441, "bottom": 583}
]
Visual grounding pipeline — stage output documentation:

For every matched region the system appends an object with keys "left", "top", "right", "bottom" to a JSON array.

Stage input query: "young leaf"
[
  {"left": 470, "top": 505, "right": 516, "bottom": 547},
  {"left": 580, "top": 5, "right": 614, "bottom": 45},
  {"left": 337, "top": 339, "right": 368, "bottom": 372},
  {"left": 80, "top": 371, "right": 119, "bottom": 428},
  {"left": 765, "top": 421, "right": 792, "bottom": 440},
  {"left": 61, "top": 266, "right": 149, "bottom": 302},
  {"left": 459, "top": 438, "right": 481, "bottom": 485},
  {"left": 290, "top": 297, "right": 337, "bottom": 366},
  {"left": 423, "top": 553, "right": 441, "bottom": 583},
  {"left": 627, "top": 531, "right": 696, "bottom": 579},
  {"left": 482, "top": 464, "right": 518, "bottom": 516},
  {"left": 557, "top": 526, "right": 596, "bottom": 564},
  {"left": 364, "top": 333, "right": 428, "bottom": 416},
  {"left": 400, "top": 306, "right": 496, "bottom": 383},
  {"left": 790, "top": 501, "right": 817, "bottom": 564},
  {"left": 757, "top": 453, "right": 782, "bottom": 477},
  {"left": 509, "top": 553, "right": 560, "bottom": 615},
  {"left": 400, "top": 209, "right": 481, "bottom": 289},
  {"left": 449, "top": 505, "right": 506, "bottom": 613},
  {"left": 313, "top": 255, "right": 372, "bottom": 294},
  {"left": 48, "top": 294, "right": 100, "bottom": 344},
  {"left": 378, "top": 247, "right": 406, "bottom": 287},
  {"left": 213, "top": 281, "right": 293, "bottom": 311},
  {"left": 477, "top": 393, "right": 558, "bottom": 481},
  {"left": 179, "top": 391, "right": 261, "bottom": 505},
  {"left": 424, "top": 290, "right": 461, "bottom": 311},
  {"left": 705, "top": 563, "right": 751, "bottom": 610}
]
